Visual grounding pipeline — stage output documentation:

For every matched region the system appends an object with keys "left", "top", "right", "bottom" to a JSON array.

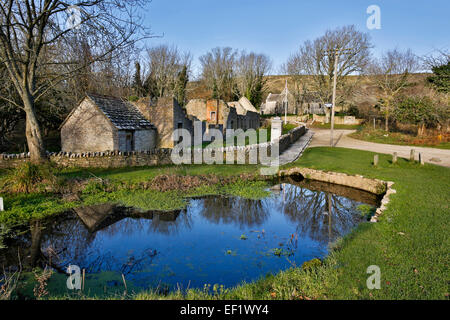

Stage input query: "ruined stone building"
[
  {"left": 61, "top": 94, "right": 156, "bottom": 152},
  {"left": 61, "top": 93, "right": 261, "bottom": 153},
  {"left": 134, "top": 97, "right": 204, "bottom": 148},
  {"left": 227, "top": 97, "right": 260, "bottom": 131},
  {"left": 185, "top": 97, "right": 260, "bottom": 137}
]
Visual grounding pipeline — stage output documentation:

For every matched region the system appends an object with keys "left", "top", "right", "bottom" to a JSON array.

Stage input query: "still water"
[{"left": 1, "top": 179, "right": 379, "bottom": 292}]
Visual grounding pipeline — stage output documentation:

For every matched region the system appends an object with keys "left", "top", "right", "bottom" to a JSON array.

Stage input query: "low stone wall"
[
  {"left": 0, "top": 126, "right": 306, "bottom": 169},
  {"left": 278, "top": 167, "right": 397, "bottom": 223},
  {"left": 312, "top": 114, "right": 364, "bottom": 125},
  {"left": 279, "top": 167, "right": 386, "bottom": 194},
  {"left": 0, "top": 149, "right": 173, "bottom": 169},
  {"left": 0, "top": 125, "right": 308, "bottom": 169}
]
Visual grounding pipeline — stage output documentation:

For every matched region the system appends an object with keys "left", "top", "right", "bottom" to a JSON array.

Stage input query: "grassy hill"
[{"left": 187, "top": 73, "right": 432, "bottom": 109}]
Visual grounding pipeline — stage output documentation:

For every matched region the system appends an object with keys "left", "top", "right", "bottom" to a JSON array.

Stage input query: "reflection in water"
[{"left": 0, "top": 181, "right": 378, "bottom": 290}]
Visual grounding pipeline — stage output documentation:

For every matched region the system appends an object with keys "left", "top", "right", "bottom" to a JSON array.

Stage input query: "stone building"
[
  {"left": 133, "top": 97, "right": 204, "bottom": 148},
  {"left": 261, "top": 81, "right": 297, "bottom": 115},
  {"left": 185, "top": 97, "right": 260, "bottom": 136},
  {"left": 61, "top": 94, "right": 156, "bottom": 152},
  {"left": 227, "top": 97, "right": 260, "bottom": 130}
]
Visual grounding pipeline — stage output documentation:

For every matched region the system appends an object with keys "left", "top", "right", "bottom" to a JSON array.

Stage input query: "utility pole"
[{"left": 324, "top": 47, "right": 353, "bottom": 147}]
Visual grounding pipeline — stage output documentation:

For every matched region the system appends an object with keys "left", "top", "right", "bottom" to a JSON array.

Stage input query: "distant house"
[
  {"left": 261, "top": 81, "right": 297, "bottom": 115},
  {"left": 61, "top": 94, "right": 156, "bottom": 152}
]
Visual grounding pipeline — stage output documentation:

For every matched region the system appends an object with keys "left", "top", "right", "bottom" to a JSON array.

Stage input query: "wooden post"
[
  {"left": 410, "top": 149, "right": 415, "bottom": 162},
  {"left": 392, "top": 152, "right": 397, "bottom": 164},
  {"left": 374, "top": 154, "right": 379, "bottom": 166},
  {"left": 82, "top": 269, "right": 85, "bottom": 291}
]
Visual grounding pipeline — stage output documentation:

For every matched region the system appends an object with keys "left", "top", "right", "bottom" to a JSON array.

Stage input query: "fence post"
[
  {"left": 374, "top": 154, "right": 379, "bottom": 166},
  {"left": 419, "top": 153, "right": 425, "bottom": 166},
  {"left": 410, "top": 149, "right": 415, "bottom": 162},
  {"left": 392, "top": 152, "right": 397, "bottom": 164}
]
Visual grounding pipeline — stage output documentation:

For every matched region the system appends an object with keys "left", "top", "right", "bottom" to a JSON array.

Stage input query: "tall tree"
[
  {"left": 283, "top": 25, "right": 372, "bottom": 105},
  {"left": 133, "top": 61, "right": 145, "bottom": 97},
  {"left": 199, "top": 47, "right": 237, "bottom": 101},
  {"left": 174, "top": 65, "right": 189, "bottom": 105},
  {"left": 144, "top": 45, "right": 191, "bottom": 99},
  {"left": 235, "top": 51, "right": 271, "bottom": 107},
  {"left": 0, "top": 0, "right": 151, "bottom": 162},
  {"left": 367, "top": 49, "right": 419, "bottom": 131}
]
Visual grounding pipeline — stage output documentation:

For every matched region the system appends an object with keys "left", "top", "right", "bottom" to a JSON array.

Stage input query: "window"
[{"left": 210, "top": 111, "right": 216, "bottom": 121}]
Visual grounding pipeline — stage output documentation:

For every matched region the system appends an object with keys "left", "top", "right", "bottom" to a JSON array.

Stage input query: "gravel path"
[{"left": 310, "top": 128, "right": 450, "bottom": 167}]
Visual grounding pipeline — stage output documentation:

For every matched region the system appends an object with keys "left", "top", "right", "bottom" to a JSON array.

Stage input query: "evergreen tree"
[
  {"left": 175, "top": 65, "right": 189, "bottom": 105},
  {"left": 132, "top": 61, "right": 145, "bottom": 97},
  {"left": 427, "top": 61, "right": 450, "bottom": 93}
]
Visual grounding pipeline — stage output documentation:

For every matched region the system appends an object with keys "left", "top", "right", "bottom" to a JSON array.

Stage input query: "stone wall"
[
  {"left": 0, "top": 150, "right": 172, "bottom": 169},
  {"left": 279, "top": 167, "right": 386, "bottom": 194},
  {"left": 312, "top": 114, "right": 364, "bottom": 125},
  {"left": 0, "top": 125, "right": 307, "bottom": 169}
]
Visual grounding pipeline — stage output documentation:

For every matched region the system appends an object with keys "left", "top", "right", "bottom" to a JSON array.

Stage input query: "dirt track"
[{"left": 310, "top": 128, "right": 450, "bottom": 167}]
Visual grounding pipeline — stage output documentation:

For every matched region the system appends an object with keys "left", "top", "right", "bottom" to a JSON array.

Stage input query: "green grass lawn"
[
  {"left": 133, "top": 147, "right": 449, "bottom": 300},
  {"left": 349, "top": 127, "right": 450, "bottom": 150},
  {"left": 1, "top": 147, "right": 449, "bottom": 300}
]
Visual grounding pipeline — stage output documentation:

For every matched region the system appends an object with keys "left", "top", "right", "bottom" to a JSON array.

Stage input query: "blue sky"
[{"left": 143, "top": 0, "right": 450, "bottom": 75}]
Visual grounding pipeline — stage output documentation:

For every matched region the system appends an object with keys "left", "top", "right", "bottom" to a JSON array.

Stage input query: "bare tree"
[
  {"left": 367, "top": 49, "right": 419, "bottom": 131},
  {"left": 199, "top": 47, "right": 238, "bottom": 101},
  {"left": 235, "top": 51, "right": 271, "bottom": 107},
  {"left": 283, "top": 25, "right": 372, "bottom": 105},
  {"left": 144, "top": 44, "right": 192, "bottom": 99},
  {"left": 0, "top": 0, "right": 151, "bottom": 162}
]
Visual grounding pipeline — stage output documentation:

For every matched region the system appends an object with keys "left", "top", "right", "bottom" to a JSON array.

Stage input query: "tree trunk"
[
  {"left": 22, "top": 93, "right": 47, "bottom": 163},
  {"left": 385, "top": 102, "right": 390, "bottom": 132}
]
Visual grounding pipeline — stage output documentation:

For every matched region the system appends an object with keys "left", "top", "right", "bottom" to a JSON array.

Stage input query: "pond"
[{"left": 0, "top": 178, "right": 379, "bottom": 295}]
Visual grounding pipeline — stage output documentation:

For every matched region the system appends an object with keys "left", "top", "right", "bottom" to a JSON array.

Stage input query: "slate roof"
[
  {"left": 266, "top": 93, "right": 281, "bottom": 102},
  {"left": 87, "top": 94, "right": 154, "bottom": 130}
]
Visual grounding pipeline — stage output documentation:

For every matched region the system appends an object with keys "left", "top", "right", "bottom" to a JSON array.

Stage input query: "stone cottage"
[
  {"left": 261, "top": 81, "right": 297, "bottom": 115},
  {"left": 60, "top": 94, "right": 156, "bottom": 152},
  {"left": 133, "top": 97, "right": 204, "bottom": 148}
]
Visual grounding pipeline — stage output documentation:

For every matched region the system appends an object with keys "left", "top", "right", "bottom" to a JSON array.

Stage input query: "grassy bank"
[
  {"left": 0, "top": 164, "right": 266, "bottom": 227},
  {"left": 349, "top": 127, "right": 450, "bottom": 150}
]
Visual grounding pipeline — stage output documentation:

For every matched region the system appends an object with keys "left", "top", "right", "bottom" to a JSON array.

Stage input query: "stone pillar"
[
  {"left": 410, "top": 149, "right": 415, "bottom": 162},
  {"left": 419, "top": 153, "right": 425, "bottom": 165},
  {"left": 271, "top": 117, "right": 283, "bottom": 142},
  {"left": 374, "top": 154, "right": 379, "bottom": 166},
  {"left": 392, "top": 152, "right": 398, "bottom": 164},
  {"left": 0, "top": 197, "right": 3, "bottom": 211}
]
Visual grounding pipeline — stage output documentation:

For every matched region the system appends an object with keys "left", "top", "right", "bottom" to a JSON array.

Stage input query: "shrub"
[
  {"left": 301, "top": 258, "right": 322, "bottom": 271},
  {"left": 0, "top": 162, "right": 57, "bottom": 193}
]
